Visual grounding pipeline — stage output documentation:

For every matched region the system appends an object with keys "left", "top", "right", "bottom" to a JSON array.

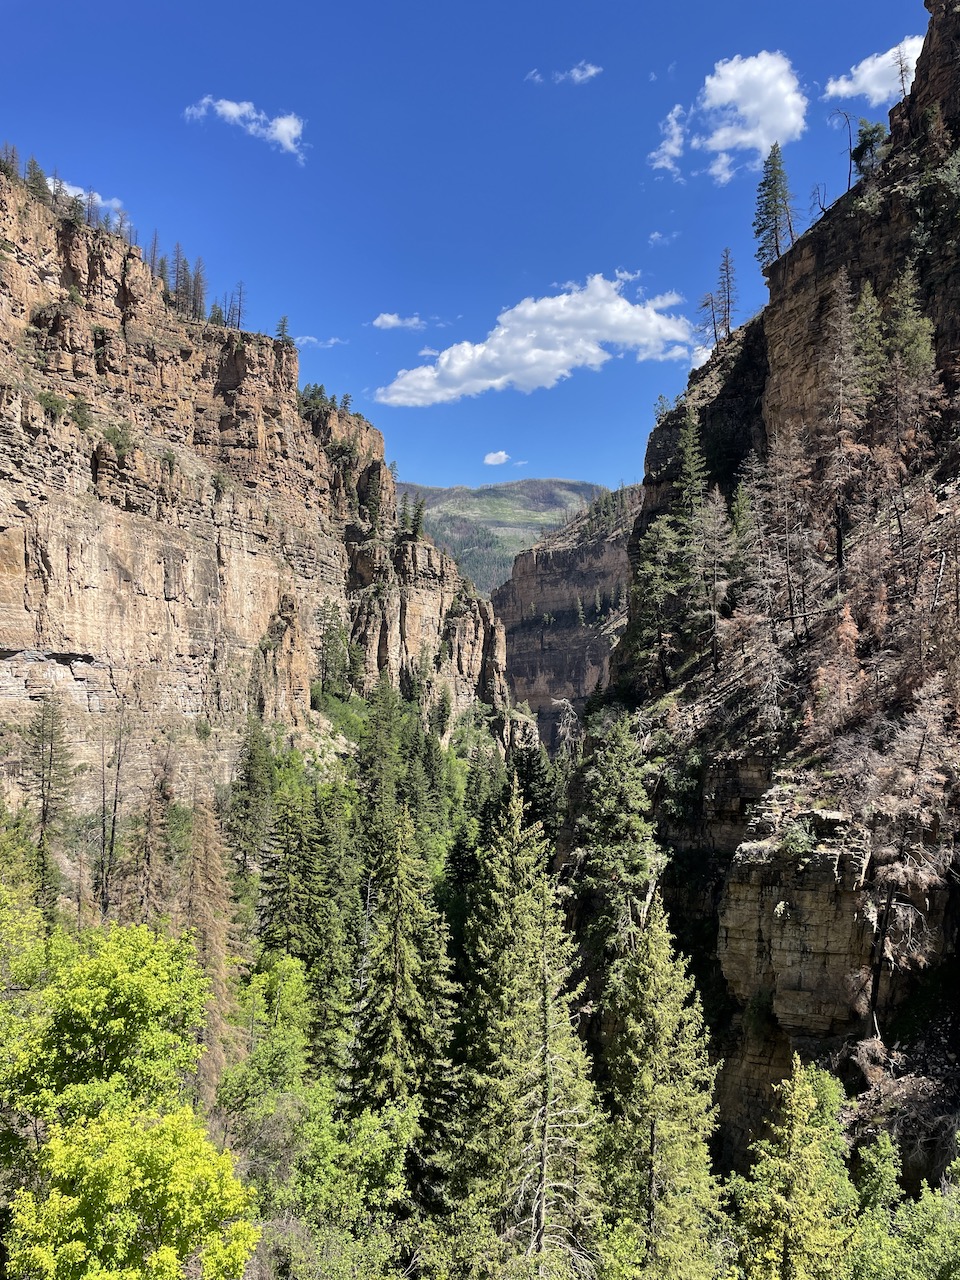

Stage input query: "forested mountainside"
[
  {"left": 395, "top": 478, "right": 606, "bottom": 595},
  {"left": 598, "top": 0, "right": 960, "bottom": 1172},
  {"left": 3, "top": 1, "right": 960, "bottom": 1278},
  {"left": 492, "top": 485, "right": 642, "bottom": 750}
]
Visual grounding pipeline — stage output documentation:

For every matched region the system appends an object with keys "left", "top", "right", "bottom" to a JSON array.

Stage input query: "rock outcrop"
[
  {"left": 0, "top": 174, "right": 504, "bottom": 799},
  {"left": 492, "top": 492, "right": 640, "bottom": 751},
  {"left": 605, "top": 0, "right": 960, "bottom": 1167}
]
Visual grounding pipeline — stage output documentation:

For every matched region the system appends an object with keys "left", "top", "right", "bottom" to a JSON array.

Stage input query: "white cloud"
[
  {"left": 648, "top": 104, "right": 687, "bottom": 180},
  {"left": 514, "top": 460, "right": 529, "bottom": 467},
  {"left": 418, "top": 346, "right": 440, "bottom": 357},
  {"left": 184, "top": 96, "right": 306, "bottom": 163},
  {"left": 48, "top": 177, "right": 124, "bottom": 212},
  {"left": 707, "top": 152, "right": 736, "bottom": 185},
  {"left": 484, "top": 451, "right": 510, "bottom": 465},
  {"left": 372, "top": 312, "right": 426, "bottom": 330},
  {"left": 525, "top": 68, "right": 544, "bottom": 84},
  {"left": 375, "top": 273, "right": 694, "bottom": 408},
  {"left": 692, "top": 51, "right": 807, "bottom": 174},
  {"left": 295, "top": 335, "right": 345, "bottom": 349},
  {"left": 824, "top": 36, "right": 923, "bottom": 107},
  {"left": 691, "top": 344, "right": 713, "bottom": 369},
  {"left": 648, "top": 230, "right": 678, "bottom": 247},
  {"left": 554, "top": 60, "right": 603, "bottom": 85}
]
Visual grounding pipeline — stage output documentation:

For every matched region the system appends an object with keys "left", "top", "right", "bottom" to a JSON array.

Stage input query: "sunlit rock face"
[{"left": 0, "top": 174, "right": 504, "bottom": 802}]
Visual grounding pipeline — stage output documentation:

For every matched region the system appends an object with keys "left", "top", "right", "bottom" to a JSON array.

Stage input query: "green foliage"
[
  {"left": 573, "top": 714, "right": 661, "bottom": 958},
  {"left": 852, "top": 120, "right": 887, "bottom": 179},
  {"left": 601, "top": 897, "right": 724, "bottom": 1278},
  {"left": 3, "top": 925, "right": 208, "bottom": 1118},
  {"left": 36, "top": 390, "right": 69, "bottom": 419},
  {"left": 753, "top": 142, "right": 796, "bottom": 268},
  {"left": 69, "top": 397, "right": 92, "bottom": 430},
  {"left": 101, "top": 422, "right": 135, "bottom": 462},
  {"left": 8, "top": 1105, "right": 259, "bottom": 1280},
  {"left": 456, "top": 784, "right": 602, "bottom": 1271},
  {"left": 731, "top": 1057, "right": 857, "bottom": 1280}
]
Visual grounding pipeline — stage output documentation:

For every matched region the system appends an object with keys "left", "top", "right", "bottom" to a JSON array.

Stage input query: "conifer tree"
[
  {"left": 228, "top": 718, "right": 276, "bottom": 877},
  {"left": 573, "top": 714, "right": 661, "bottom": 961},
  {"left": 601, "top": 895, "right": 724, "bottom": 1279},
  {"left": 24, "top": 694, "right": 71, "bottom": 927},
  {"left": 753, "top": 143, "right": 796, "bottom": 269},
  {"left": 349, "top": 808, "right": 455, "bottom": 1115},
  {"left": 456, "top": 784, "right": 600, "bottom": 1273},
  {"left": 731, "top": 1056, "right": 856, "bottom": 1280},
  {"left": 258, "top": 782, "right": 325, "bottom": 964}
]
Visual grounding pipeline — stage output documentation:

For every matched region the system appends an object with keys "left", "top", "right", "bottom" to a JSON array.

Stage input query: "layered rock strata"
[{"left": 0, "top": 175, "right": 504, "bottom": 799}]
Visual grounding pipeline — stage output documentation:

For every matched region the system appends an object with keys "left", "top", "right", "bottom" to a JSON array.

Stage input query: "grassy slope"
[{"left": 397, "top": 478, "right": 607, "bottom": 594}]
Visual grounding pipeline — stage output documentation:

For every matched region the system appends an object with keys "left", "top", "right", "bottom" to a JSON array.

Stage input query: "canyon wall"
[
  {"left": 605, "top": 0, "right": 960, "bottom": 1166},
  {"left": 0, "top": 175, "right": 504, "bottom": 800},
  {"left": 492, "top": 494, "right": 640, "bottom": 751}
]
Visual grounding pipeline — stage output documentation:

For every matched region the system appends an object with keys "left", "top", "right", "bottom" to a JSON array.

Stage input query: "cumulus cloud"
[
  {"left": 295, "top": 335, "right": 345, "bottom": 349},
  {"left": 825, "top": 36, "right": 923, "bottom": 107},
  {"left": 554, "top": 60, "right": 603, "bottom": 85},
  {"left": 375, "top": 273, "right": 694, "bottom": 408},
  {"left": 184, "top": 96, "right": 306, "bottom": 163},
  {"left": 372, "top": 312, "right": 426, "bottom": 331},
  {"left": 651, "top": 51, "right": 807, "bottom": 184},
  {"left": 48, "top": 177, "right": 124, "bottom": 213},
  {"left": 648, "top": 104, "right": 687, "bottom": 180},
  {"left": 692, "top": 51, "right": 807, "bottom": 178},
  {"left": 484, "top": 451, "right": 510, "bottom": 465}
]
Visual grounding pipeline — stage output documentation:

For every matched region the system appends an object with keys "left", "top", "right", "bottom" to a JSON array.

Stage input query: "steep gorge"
[{"left": 0, "top": 176, "right": 505, "bottom": 801}]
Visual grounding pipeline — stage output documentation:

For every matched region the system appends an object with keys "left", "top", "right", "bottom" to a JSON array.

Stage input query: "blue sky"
[{"left": 1, "top": 0, "right": 927, "bottom": 489}]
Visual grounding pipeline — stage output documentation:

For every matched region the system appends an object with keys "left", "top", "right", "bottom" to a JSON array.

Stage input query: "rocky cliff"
[
  {"left": 605, "top": 0, "right": 960, "bottom": 1170},
  {"left": 0, "top": 174, "right": 505, "bottom": 800},
  {"left": 491, "top": 490, "right": 641, "bottom": 751}
]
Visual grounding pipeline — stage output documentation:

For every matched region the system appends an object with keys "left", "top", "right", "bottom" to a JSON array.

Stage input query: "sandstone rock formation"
[
  {"left": 0, "top": 174, "right": 504, "bottom": 800},
  {"left": 606, "top": 0, "right": 960, "bottom": 1167},
  {"left": 492, "top": 491, "right": 640, "bottom": 751}
]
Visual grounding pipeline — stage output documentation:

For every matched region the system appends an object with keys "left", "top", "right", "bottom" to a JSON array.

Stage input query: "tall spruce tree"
[
  {"left": 731, "top": 1057, "right": 857, "bottom": 1280},
  {"left": 349, "top": 808, "right": 455, "bottom": 1115},
  {"left": 753, "top": 143, "right": 796, "bottom": 269},
  {"left": 600, "top": 895, "right": 724, "bottom": 1279},
  {"left": 456, "top": 784, "right": 601, "bottom": 1273}
]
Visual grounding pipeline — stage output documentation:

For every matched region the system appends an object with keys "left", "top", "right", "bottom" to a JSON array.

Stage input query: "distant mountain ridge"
[{"left": 396, "top": 477, "right": 607, "bottom": 594}]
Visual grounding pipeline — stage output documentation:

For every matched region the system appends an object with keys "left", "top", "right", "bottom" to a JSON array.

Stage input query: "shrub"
[{"left": 102, "top": 422, "right": 135, "bottom": 462}]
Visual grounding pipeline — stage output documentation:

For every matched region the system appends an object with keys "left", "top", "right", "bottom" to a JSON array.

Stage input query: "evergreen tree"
[
  {"left": 601, "top": 895, "right": 724, "bottom": 1279},
  {"left": 573, "top": 714, "right": 661, "bottom": 961},
  {"left": 753, "top": 143, "right": 796, "bottom": 269},
  {"left": 24, "top": 156, "right": 50, "bottom": 205},
  {"left": 227, "top": 718, "right": 276, "bottom": 877},
  {"left": 349, "top": 808, "right": 455, "bottom": 1115},
  {"left": 731, "top": 1057, "right": 857, "bottom": 1280},
  {"left": 23, "top": 695, "right": 71, "bottom": 927},
  {"left": 258, "top": 780, "right": 325, "bottom": 964},
  {"left": 456, "top": 784, "right": 600, "bottom": 1273}
]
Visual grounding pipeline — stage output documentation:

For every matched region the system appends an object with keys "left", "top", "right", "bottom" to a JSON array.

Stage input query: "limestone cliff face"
[
  {"left": 603, "top": 0, "right": 960, "bottom": 1167},
  {"left": 0, "top": 175, "right": 504, "bottom": 796},
  {"left": 491, "top": 494, "right": 640, "bottom": 751},
  {"left": 763, "top": 0, "right": 960, "bottom": 435}
]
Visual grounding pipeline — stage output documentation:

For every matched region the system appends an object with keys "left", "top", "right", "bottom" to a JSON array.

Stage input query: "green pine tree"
[
  {"left": 731, "top": 1056, "right": 857, "bottom": 1280},
  {"left": 600, "top": 895, "right": 724, "bottom": 1279},
  {"left": 753, "top": 142, "right": 796, "bottom": 269}
]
